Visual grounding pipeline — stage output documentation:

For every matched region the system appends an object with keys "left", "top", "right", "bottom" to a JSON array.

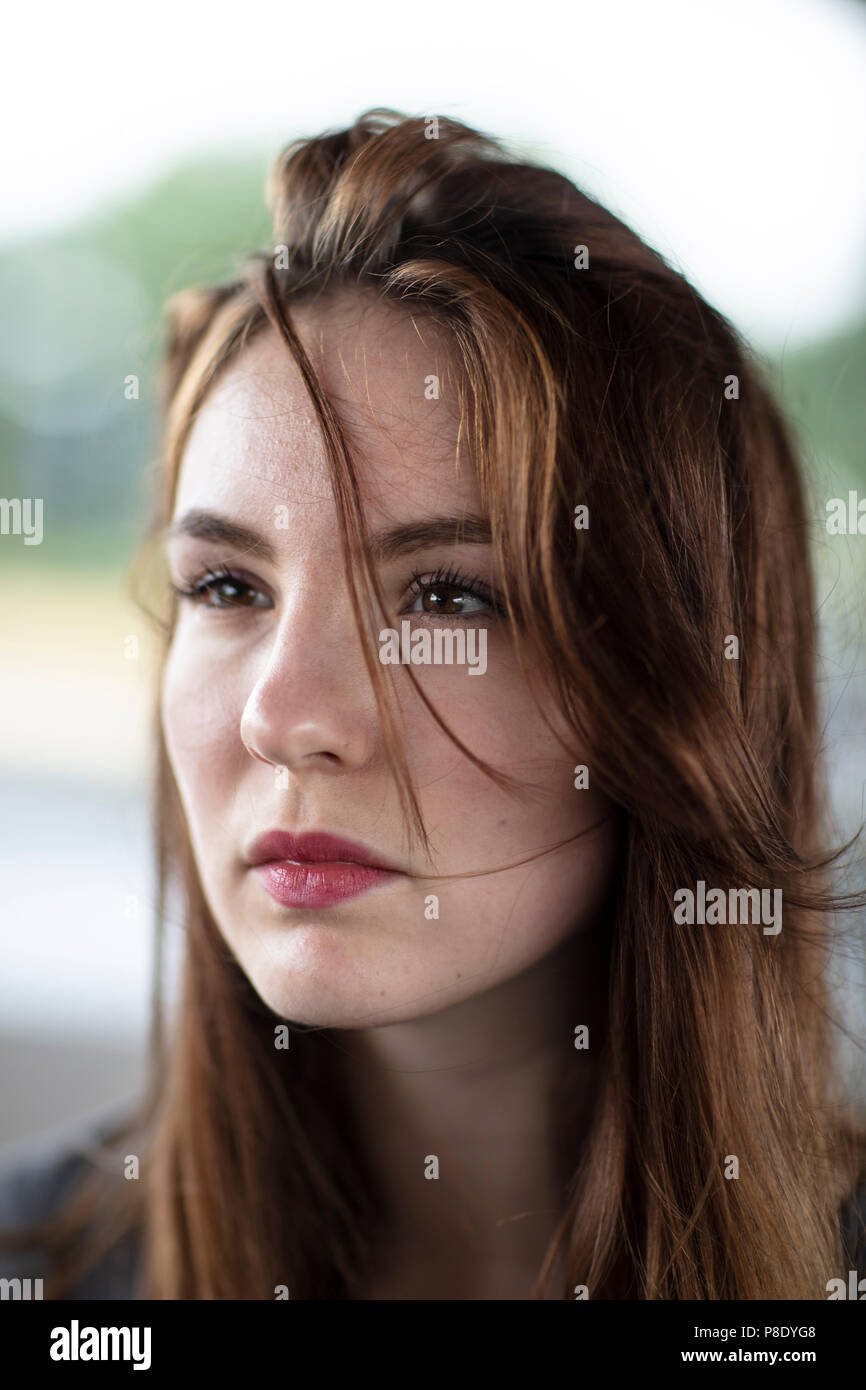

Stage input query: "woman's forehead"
[{"left": 172, "top": 304, "right": 475, "bottom": 525}]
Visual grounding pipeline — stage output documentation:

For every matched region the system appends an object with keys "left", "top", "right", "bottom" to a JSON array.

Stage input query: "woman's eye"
[
  {"left": 403, "top": 577, "right": 494, "bottom": 617},
  {"left": 173, "top": 570, "right": 272, "bottom": 610}
]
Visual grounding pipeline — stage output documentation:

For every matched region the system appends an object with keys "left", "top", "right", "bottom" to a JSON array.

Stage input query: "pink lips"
[{"left": 246, "top": 830, "right": 402, "bottom": 909}]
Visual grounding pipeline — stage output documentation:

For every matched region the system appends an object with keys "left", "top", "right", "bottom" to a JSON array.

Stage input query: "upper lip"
[{"left": 246, "top": 829, "right": 402, "bottom": 873}]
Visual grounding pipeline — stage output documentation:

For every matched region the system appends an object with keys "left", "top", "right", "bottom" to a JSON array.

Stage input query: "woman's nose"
[{"left": 239, "top": 589, "right": 381, "bottom": 776}]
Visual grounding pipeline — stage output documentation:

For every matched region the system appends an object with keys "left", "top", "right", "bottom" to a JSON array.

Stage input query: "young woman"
[{"left": 1, "top": 108, "right": 864, "bottom": 1300}]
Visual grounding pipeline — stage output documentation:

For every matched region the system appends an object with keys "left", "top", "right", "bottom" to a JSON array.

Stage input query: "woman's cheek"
[
  {"left": 161, "top": 634, "right": 243, "bottom": 771},
  {"left": 398, "top": 661, "right": 557, "bottom": 783}
]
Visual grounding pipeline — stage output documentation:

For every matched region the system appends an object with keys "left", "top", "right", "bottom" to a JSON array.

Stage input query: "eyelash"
[
  {"left": 170, "top": 564, "right": 271, "bottom": 609},
  {"left": 404, "top": 565, "right": 502, "bottom": 618},
  {"left": 170, "top": 563, "right": 503, "bottom": 616}
]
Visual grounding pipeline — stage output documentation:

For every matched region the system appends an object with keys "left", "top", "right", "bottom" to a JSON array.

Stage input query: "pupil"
[
  {"left": 217, "top": 580, "right": 244, "bottom": 603},
  {"left": 424, "top": 584, "right": 463, "bottom": 614}
]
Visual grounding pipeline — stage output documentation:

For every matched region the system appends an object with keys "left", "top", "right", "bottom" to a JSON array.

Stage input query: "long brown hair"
[{"left": 4, "top": 107, "right": 865, "bottom": 1299}]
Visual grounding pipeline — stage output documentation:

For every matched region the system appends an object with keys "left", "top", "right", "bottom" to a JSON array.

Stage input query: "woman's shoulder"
[
  {"left": 0, "top": 1101, "right": 137, "bottom": 1221},
  {"left": 0, "top": 1101, "right": 144, "bottom": 1299}
]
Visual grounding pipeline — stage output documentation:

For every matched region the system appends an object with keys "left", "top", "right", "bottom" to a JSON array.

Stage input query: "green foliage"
[{"left": 768, "top": 321, "right": 866, "bottom": 489}]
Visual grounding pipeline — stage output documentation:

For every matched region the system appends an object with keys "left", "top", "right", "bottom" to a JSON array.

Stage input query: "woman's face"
[{"left": 161, "top": 290, "right": 618, "bottom": 1028}]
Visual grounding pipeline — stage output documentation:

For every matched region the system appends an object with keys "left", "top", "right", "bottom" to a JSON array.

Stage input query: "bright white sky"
[{"left": 3, "top": 0, "right": 866, "bottom": 349}]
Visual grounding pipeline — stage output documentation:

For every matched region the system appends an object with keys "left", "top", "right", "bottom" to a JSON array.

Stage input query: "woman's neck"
[{"left": 339, "top": 927, "right": 605, "bottom": 1297}]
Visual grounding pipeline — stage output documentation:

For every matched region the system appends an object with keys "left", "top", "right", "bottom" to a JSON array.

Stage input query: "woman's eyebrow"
[
  {"left": 370, "top": 515, "right": 491, "bottom": 561},
  {"left": 165, "top": 509, "right": 279, "bottom": 562},
  {"left": 165, "top": 509, "right": 492, "bottom": 563}
]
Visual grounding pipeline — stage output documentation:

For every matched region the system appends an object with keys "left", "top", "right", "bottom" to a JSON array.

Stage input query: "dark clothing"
[
  {"left": 0, "top": 1105, "right": 141, "bottom": 1299},
  {"left": 1, "top": 1104, "right": 865, "bottom": 1299}
]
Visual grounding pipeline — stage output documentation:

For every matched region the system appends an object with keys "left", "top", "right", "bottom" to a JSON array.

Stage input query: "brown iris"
[{"left": 421, "top": 583, "right": 468, "bottom": 614}]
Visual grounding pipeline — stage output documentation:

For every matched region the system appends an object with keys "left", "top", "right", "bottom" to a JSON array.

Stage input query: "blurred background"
[{"left": 1, "top": 0, "right": 865, "bottom": 1151}]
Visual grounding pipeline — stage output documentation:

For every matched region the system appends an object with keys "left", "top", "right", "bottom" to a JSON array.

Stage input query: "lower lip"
[{"left": 253, "top": 860, "right": 397, "bottom": 909}]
